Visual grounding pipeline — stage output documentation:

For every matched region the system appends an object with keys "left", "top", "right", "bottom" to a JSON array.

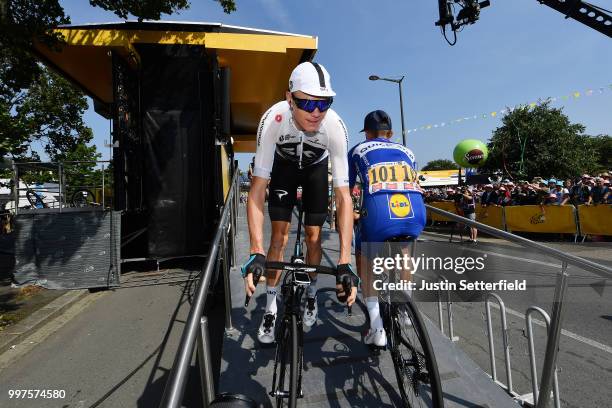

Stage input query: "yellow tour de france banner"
[
  {"left": 505, "top": 205, "right": 577, "bottom": 234},
  {"left": 475, "top": 204, "right": 504, "bottom": 230},
  {"left": 577, "top": 204, "right": 612, "bottom": 236},
  {"left": 426, "top": 201, "right": 458, "bottom": 222}
]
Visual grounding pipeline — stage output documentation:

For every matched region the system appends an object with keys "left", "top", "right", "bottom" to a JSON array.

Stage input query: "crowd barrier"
[
  {"left": 577, "top": 204, "right": 612, "bottom": 236},
  {"left": 426, "top": 201, "right": 458, "bottom": 222},
  {"left": 475, "top": 204, "right": 504, "bottom": 230},
  {"left": 505, "top": 205, "right": 577, "bottom": 234},
  {"left": 426, "top": 202, "right": 611, "bottom": 236}
]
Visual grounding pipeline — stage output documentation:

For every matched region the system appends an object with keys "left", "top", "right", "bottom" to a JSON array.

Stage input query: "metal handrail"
[
  {"left": 160, "top": 165, "right": 240, "bottom": 408},
  {"left": 485, "top": 293, "right": 514, "bottom": 395},
  {"left": 524, "top": 306, "right": 561, "bottom": 408},
  {"left": 426, "top": 205, "right": 612, "bottom": 277}
]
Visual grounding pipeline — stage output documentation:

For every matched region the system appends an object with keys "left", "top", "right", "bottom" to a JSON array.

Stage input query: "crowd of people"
[{"left": 423, "top": 173, "right": 612, "bottom": 207}]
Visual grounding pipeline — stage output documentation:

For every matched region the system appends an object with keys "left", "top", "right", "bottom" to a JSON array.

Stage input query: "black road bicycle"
[
  {"left": 376, "top": 237, "right": 444, "bottom": 407},
  {"left": 245, "top": 204, "right": 354, "bottom": 408}
]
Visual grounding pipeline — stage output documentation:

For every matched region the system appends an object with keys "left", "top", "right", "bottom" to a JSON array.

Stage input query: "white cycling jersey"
[{"left": 253, "top": 101, "right": 350, "bottom": 187}]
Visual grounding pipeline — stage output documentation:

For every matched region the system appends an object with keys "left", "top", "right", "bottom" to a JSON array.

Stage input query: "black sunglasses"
[{"left": 292, "top": 95, "right": 333, "bottom": 113}]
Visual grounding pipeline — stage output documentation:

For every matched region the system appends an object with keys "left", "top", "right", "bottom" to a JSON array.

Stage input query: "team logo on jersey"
[
  {"left": 388, "top": 193, "right": 413, "bottom": 219},
  {"left": 275, "top": 190, "right": 288, "bottom": 201},
  {"left": 275, "top": 114, "right": 283, "bottom": 123}
]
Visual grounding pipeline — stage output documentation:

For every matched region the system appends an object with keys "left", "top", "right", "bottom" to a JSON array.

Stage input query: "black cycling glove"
[
  {"left": 241, "top": 253, "right": 266, "bottom": 278},
  {"left": 336, "top": 263, "right": 360, "bottom": 303}
]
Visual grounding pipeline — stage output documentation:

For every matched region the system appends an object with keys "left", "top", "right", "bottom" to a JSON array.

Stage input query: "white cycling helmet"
[{"left": 288, "top": 62, "right": 336, "bottom": 97}]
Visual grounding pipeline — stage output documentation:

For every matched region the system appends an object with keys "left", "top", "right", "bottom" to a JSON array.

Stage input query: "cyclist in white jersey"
[{"left": 242, "top": 62, "right": 358, "bottom": 343}]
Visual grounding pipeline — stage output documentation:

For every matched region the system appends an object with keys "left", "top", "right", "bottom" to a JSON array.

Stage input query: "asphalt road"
[{"left": 416, "top": 231, "right": 612, "bottom": 408}]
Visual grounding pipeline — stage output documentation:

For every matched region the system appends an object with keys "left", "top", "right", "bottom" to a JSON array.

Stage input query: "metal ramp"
[{"left": 218, "top": 208, "right": 519, "bottom": 407}]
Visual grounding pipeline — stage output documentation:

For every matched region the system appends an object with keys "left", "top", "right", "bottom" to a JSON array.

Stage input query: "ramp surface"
[{"left": 220, "top": 205, "right": 519, "bottom": 407}]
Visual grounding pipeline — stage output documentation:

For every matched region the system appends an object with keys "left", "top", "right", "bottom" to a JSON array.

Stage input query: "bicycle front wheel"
[
  {"left": 391, "top": 300, "right": 444, "bottom": 407},
  {"left": 275, "top": 315, "right": 299, "bottom": 408}
]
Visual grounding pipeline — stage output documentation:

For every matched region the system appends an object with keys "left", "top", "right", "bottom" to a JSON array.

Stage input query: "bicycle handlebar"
[{"left": 265, "top": 261, "right": 336, "bottom": 275}]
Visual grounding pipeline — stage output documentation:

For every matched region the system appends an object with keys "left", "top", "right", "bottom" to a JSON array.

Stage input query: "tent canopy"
[{"left": 33, "top": 21, "right": 318, "bottom": 153}]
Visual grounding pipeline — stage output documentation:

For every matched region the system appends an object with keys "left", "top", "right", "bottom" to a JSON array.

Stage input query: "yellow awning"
[{"left": 33, "top": 22, "right": 318, "bottom": 153}]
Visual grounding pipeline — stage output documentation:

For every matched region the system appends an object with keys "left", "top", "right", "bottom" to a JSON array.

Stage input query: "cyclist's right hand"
[{"left": 241, "top": 253, "right": 266, "bottom": 298}]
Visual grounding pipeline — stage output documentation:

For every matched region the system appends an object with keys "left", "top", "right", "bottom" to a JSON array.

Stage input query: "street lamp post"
[{"left": 369, "top": 75, "right": 407, "bottom": 146}]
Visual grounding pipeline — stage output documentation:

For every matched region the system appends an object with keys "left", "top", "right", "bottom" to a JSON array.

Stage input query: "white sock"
[
  {"left": 307, "top": 277, "right": 318, "bottom": 298},
  {"left": 266, "top": 286, "right": 279, "bottom": 315},
  {"left": 366, "top": 296, "right": 383, "bottom": 330}
]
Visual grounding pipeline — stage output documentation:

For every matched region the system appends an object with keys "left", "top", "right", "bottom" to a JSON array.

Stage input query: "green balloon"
[{"left": 453, "top": 139, "right": 488, "bottom": 168}]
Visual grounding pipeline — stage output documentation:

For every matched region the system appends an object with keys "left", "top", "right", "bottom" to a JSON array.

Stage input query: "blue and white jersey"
[
  {"left": 348, "top": 137, "right": 426, "bottom": 243},
  {"left": 348, "top": 137, "right": 422, "bottom": 196}
]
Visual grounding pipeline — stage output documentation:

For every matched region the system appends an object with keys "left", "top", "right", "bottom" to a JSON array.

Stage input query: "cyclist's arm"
[
  {"left": 327, "top": 112, "right": 352, "bottom": 264},
  {"left": 247, "top": 176, "right": 268, "bottom": 254},
  {"left": 335, "top": 186, "right": 353, "bottom": 264},
  {"left": 248, "top": 106, "right": 279, "bottom": 254}
]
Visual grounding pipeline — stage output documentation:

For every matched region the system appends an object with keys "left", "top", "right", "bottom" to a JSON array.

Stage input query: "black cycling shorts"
[{"left": 268, "top": 154, "right": 328, "bottom": 226}]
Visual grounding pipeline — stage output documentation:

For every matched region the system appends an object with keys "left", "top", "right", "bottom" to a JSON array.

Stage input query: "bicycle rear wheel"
[
  {"left": 274, "top": 315, "right": 299, "bottom": 408},
  {"left": 390, "top": 300, "right": 444, "bottom": 407}
]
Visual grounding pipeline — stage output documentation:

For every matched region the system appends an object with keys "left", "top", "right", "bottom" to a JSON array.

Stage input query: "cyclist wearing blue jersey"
[{"left": 348, "top": 110, "right": 426, "bottom": 347}]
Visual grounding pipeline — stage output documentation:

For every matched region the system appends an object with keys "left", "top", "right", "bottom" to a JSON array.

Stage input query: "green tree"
[
  {"left": 90, "top": 0, "right": 237, "bottom": 20},
  {"left": 1, "top": 0, "right": 236, "bottom": 161},
  {"left": 481, "top": 101, "right": 599, "bottom": 180},
  {"left": 1, "top": 66, "right": 93, "bottom": 161},
  {"left": 421, "top": 159, "right": 459, "bottom": 171},
  {"left": 588, "top": 134, "right": 611, "bottom": 172}
]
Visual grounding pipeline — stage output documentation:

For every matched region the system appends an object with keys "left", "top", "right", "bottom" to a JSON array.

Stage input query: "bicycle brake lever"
[
  {"left": 244, "top": 269, "right": 264, "bottom": 307},
  {"left": 342, "top": 275, "right": 353, "bottom": 316}
]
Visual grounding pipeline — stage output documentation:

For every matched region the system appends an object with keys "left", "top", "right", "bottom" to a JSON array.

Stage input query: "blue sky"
[{"left": 61, "top": 0, "right": 612, "bottom": 170}]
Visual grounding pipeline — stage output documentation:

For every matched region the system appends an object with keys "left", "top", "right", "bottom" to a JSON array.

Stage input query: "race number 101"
[{"left": 8, "top": 389, "right": 66, "bottom": 399}]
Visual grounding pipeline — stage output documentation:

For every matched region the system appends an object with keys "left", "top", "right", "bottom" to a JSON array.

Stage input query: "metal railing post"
[
  {"left": 446, "top": 287, "right": 459, "bottom": 342},
  {"left": 160, "top": 165, "right": 240, "bottom": 408},
  {"left": 196, "top": 316, "right": 216, "bottom": 407},
  {"left": 436, "top": 275, "right": 458, "bottom": 341},
  {"left": 536, "top": 264, "right": 569, "bottom": 408},
  {"left": 222, "top": 230, "right": 233, "bottom": 331},
  {"left": 58, "top": 163, "right": 63, "bottom": 212},
  {"left": 102, "top": 164, "right": 106, "bottom": 208},
  {"left": 13, "top": 163, "right": 19, "bottom": 216},
  {"left": 524, "top": 306, "right": 561, "bottom": 408},
  {"left": 485, "top": 293, "right": 513, "bottom": 394},
  {"left": 437, "top": 277, "right": 445, "bottom": 334},
  {"left": 231, "top": 176, "right": 237, "bottom": 267}
]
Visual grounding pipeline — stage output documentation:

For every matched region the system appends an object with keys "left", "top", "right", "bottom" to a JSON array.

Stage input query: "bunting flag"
[{"left": 391, "top": 83, "right": 612, "bottom": 141}]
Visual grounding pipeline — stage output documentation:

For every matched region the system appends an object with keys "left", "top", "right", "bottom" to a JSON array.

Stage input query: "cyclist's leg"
[
  {"left": 267, "top": 157, "right": 298, "bottom": 316},
  {"left": 300, "top": 157, "right": 328, "bottom": 287},
  {"left": 358, "top": 198, "right": 387, "bottom": 343}
]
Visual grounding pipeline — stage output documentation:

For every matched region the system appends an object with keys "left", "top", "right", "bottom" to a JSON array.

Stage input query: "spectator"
[
  {"left": 445, "top": 188, "right": 455, "bottom": 201},
  {"left": 457, "top": 186, "right": 478, "bottom": 243},
  {"left": 497, "top": 186, "right": 512, "bottom": 206},
  {"left": 480, "top": 184, "right": 497, "bottom": 206},
  {"left": 588, "top": 178, "right": 609, "bottom": 205},
  {"left": 554, "top": 180, "right": 570, "bottom": 205},
  {"left": 544, "top": 192, "right": 558, "bottom": 205}
]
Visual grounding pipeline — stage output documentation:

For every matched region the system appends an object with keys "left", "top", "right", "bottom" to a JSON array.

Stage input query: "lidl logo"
[{"left": 389, "top": 193, "right": 412, "bottom": 218}]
